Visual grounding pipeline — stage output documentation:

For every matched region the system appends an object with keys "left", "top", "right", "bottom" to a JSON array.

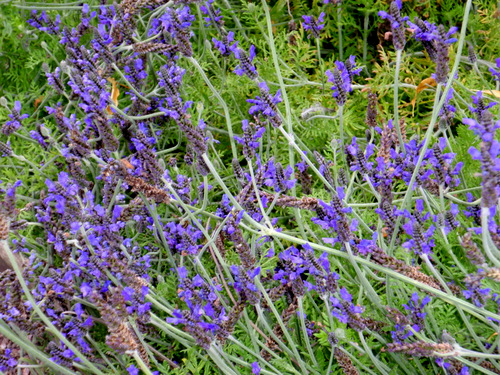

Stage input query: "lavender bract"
[
  {"left": 302, "top": 12, "right": 325, "bottom": 39},
  {"left": 325, "top": 55, "right": 361, "bottom": 106}
]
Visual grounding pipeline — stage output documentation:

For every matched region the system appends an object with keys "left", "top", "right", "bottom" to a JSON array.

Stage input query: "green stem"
[
  {"left": 482, "top": 208, "right": 500, "bottom": 267},
  {"left": 394, "top": 49, "right": 406, "bottom": 153},
  {"left": 345, "top": 243, "right": 382, "bottom": 306},
  {"left": 188, "top": 57, "right": 237, "bottom": 160},
  {"left": 337, "top": 4, "right": 343, "bottom": 60},
  {"left": 338, "top": 105, "right": 349, "bottom": 177},
  {"left": 297, "top": 298, "right": 319, "bottom": 367},
  {"left": 359, "top": 333, "right": 391, "bottom": 375},
  {"left": 316, "top": 38, "right": 324, "bottom": 92},
  {"left": 362, "top": 13, "right": 369, "bottom": 68},
  {"left": 260, "top": 0, "right": 307, "bottom": 242},
  {"left": 131, "top": 351, "right": 153, "bottom": 375}
]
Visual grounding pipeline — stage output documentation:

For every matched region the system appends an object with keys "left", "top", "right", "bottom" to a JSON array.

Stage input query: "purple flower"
[
  {"left": 464, "top": 92, "right": 500, "bottom": 208},
  {"left": 463, "top": 114, "right": 500, "bottom": 144},
  {"left": 230, "top": 43, "right": 258, "bottom": 79},
  {"left": 200, "top": 0, "right": 223, "bottom": 27},
  {"left": 27, "top": 10, "right": 61, "bottom": 34},
  {"left": 436, "top": 359, "right": 469, "bottom": 375},
  {"left": 163, "top": 221, "right": 203, "bottom": 255},
  {"left": 330, "top": 287, "right": 366, "bottom": 330},
  {"left": 312, "top": 188, "right": 356, "bottom": 245},
  {"left": 127, "top": 365, "right": 139, "bottom": 375},
  {"left": 213, "top": 31, "right": 235, "bottom": 56},
  {"left": 231, "top": 265, "right": 261, "bottom": 305},
  {"left": 489, "top": 58, "right": 500, "bottom": 81},
  {"left": 403, "top": 293, "right": 430, "bottom": 331},
  {"left": 407, "top": 19, "right": 458, "bottom": 83},
  {"left": 234, "top": 120, "right": 266, "bottom": 159},
  {"left": 80, "top": 282, "right": 92, "bottom": 297},
  {"left": 124, "top": 58, "right": 148, "bottom": 86},
  {"left": 248, "top": 82, "right": 281, "bottom": 117},
  {"left": 0, "top": 140, "right": 12, "bottom": 157},
  {"left": 347, "top": 137, "right": 374, "bottom": 176},
  {"left": 262, "top": 158, "right": 296, "bottom": 192},
  {"left": 378, "top": 1, "right": 408, "bottom": 50},
  {"left": 80, "top": 3, "right": 97, "bottom": 28},
  {"left": 170, "top": 268, "right": 226, "bottom": 347},
  {"left": 0, "top": 348, "right": 17, "bottom": 372},
  {"left": 2, "top": 101, "right": 29, "bottom": 136},
  {"left": 156, "top": 6, "right": 194, "bottom": 56},
  {"left": 439, "top": 87, "right": 456, "bottom": 126},
  {"left": 247, "top": 82, "right": 282, "bottom": 127},
  {"left": 30, "top": 126, "right": 49, "bottom": 149},
  {"left": 325, "top": 56, "right": 361, "bottom": 106},
  {"left": 122, "top": 287, "right": 135, "bottom": 302},
  {"left": 302, "top": 12, "right": 325, "bottom": 39},
  {"left": 402, "top": 217, "right": 435, "bottom": 256},
  {"left": 463, "top": 271, "right": 490, "bottom": 307},
  {"left": 251, "top": 362, "right": 261, "bottom": 374}
]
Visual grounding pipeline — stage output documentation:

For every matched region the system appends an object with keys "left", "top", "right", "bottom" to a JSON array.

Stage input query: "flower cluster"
[
  {"left": 378, "top": 0, "right": 408, "bottom": 50},
  {"left": 2, "top": 102, "right": 29, "bottom": 136},
  {"left": 302, "top": 12, "right": 325, "bottom": 39},
  {"left": 247, "top": 82, "right": 283, "bottom": 127},
  {"left": 168, "top": 267, "right": 226, "bottom": 349},
  {"left": 490, "top": 58, "right": 500, "bottom": 81},
  {"left": 463, "top": 92, "right": 500, "bottom": 209},
  {"left": 325, "top": 56, "right": 362, "bottom": 106},
  {"left": 393, "top": 293, "right": 431, "bottom": 341},
  {"left": 407, "top": 18, "right": 458, "bottom": 83}
]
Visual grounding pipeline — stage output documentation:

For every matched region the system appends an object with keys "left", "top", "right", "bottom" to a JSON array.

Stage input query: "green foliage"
[
  {"left": 454, "top": 125, "right": 482, "bottom": 189},
  {"left": 0, "top": 5, "right": 49, "bottom": 95}
]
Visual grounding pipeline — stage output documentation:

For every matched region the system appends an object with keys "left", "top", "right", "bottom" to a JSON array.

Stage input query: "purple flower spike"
[
  {"left": 391, "top": 293, "right": 430, "bottom": 343},
  {"left": 464, "top": 271, "right": 490, "bottom": 307},
  {"left": 127, "top": 365, "right": 139, "bottom": 375},
  {"left": 27, "top": 10, "right": 61, "bottom": 34},
  {"left": 489, "top": 58, "right": 500, "bottom": 81},
  {"left": 326, "top": 56, "right": 361, "bottom": 106},
  {"left": 247, "top": 81, "right": 282, "bottom": 127},
  {"left": 200, "top": 0, "right": 223, "bottom": 27},
  {"left": 213, "top": 31, "right": 235, "bottom": 56},
  {"left": 329, "top": 287, "right": 367, "bottom": 331},
  {"left": 378, "top": 1, "right": 408, "bottom": 50},
  {"left": 234, "top": 120, "right": 266, "bottom": 159},
  {"left": 2, "top": 101, "right": 29, "bottom": 136},
  {"left": 464, "top": 93, "right": 500, "bottom": 209},
  {"left": 302, "top": 12, "right": 325, "bottom": 39},
  {"left": 251, "top": 362, "right": 261, "bottom": 374},
  {"left": 230, "top": 43, "right": 258, "bottom": 79},
  {"left": 407, "top": 18, "right": 458, "bottom": 83}
]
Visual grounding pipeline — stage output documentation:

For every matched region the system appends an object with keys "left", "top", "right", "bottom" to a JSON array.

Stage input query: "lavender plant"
[{"left": 0, "top": 0, "right": 499, "bottom": 374}]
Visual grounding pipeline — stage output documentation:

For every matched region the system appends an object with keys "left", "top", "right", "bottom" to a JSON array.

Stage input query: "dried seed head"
[
  {"left": 468, "top": 42, "right": 477, "bottom": 64},
  {"left": 0, "top": 215, "right": 9, "bottom": 240},
  {"left": 334, "top": 347, "right": 359, "bottom": 375},
  {"left": 462, "top": 232, "right": 485, "bottom": 266},
  {"left": 133, "top": 42, "right": 179, "bottom": 56},
  {"left": 232, "top": 159, "right": 245, "bottom": 184},
  {"left": 0, "top": 141, "right": 12, "bottom": 157}
]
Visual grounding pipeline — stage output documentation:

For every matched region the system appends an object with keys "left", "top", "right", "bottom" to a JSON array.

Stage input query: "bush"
[{"left": 0, "top": 0, "right": 499, "bottom": 374}]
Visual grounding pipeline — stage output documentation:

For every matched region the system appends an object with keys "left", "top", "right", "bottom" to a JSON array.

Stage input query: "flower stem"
[{"left": 394, "top": 49, "right": 406, "bottom": 153}]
